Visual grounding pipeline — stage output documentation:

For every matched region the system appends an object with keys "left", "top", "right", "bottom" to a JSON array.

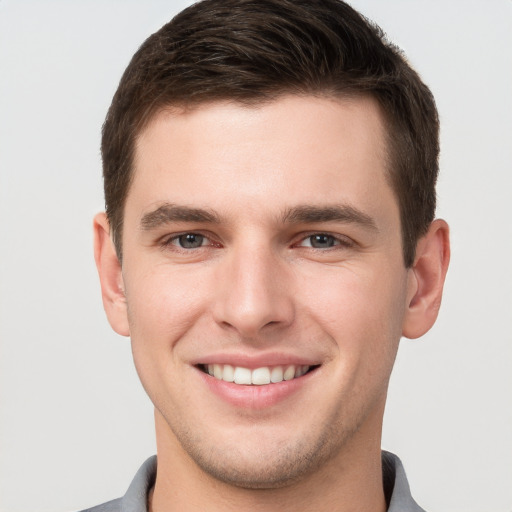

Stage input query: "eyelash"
[
  {"left": 295, "top": 232, "right": 354, "bottom": 250},
  {"left": 161, "top": 232, "right": 220, "bottom": 251},
  {"left": 160, "top": 231, "right": 354, "bottom": 252}
]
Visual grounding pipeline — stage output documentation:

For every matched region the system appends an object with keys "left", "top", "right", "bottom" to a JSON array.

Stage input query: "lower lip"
[{"left": 196, "top": 367, "right": 315, "bottom": 409}]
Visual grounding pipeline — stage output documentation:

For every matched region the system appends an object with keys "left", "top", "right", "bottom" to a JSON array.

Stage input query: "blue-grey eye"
[
  {"left": 177, "top": 233, "right": 205, "bottom": 248},
  {"left": 308, "top": 234, "right": 337, "bottom": 248}
]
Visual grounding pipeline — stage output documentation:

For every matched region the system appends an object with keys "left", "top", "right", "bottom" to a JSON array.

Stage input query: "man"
[{"left": 89, "top": 0, "right": 450, "bottom": 510}]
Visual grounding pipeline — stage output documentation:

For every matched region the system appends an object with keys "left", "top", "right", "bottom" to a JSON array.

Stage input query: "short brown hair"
[{"left": 102, "top": 0, "right": 439, "bottom": 267}]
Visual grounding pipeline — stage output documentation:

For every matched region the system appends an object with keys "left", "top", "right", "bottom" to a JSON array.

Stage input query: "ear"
[
  {"left": 93, "top": 213, "right": 130, "bottom": 336},
  {"left": 402, "top": 219, "right": 450, "bottom": 339}
]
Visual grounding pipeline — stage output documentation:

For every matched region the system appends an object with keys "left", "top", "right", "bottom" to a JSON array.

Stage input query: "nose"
[{"left": 213, "top": 243, "right": 295, "bottom": 338}]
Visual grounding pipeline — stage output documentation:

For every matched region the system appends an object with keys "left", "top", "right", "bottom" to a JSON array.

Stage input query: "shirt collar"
[
  {"left": 120, "top": 452, "right": 425, "bottom": 512},
  {"left": 120, "top": 456, "right": 156, "bottom": 512},
  {"left": 382, "top": 451, "right": 426, "bottom": 512}
]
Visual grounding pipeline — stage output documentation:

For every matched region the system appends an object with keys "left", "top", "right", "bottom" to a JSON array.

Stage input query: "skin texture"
[{"left": 94, "top": 95, "right": 450, "bottom": 512}]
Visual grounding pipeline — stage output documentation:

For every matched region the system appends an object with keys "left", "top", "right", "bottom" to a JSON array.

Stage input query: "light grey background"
[{"left": 0, "top": 1, "right": 511, "bottom": 511}]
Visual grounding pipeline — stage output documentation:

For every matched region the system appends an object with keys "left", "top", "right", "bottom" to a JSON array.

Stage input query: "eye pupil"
[
  {"left": 310, "top": 234, "right": 334, "bottom": 248},
  {"left": 178, "top": 233, "right": 204, "bottom": 248}
]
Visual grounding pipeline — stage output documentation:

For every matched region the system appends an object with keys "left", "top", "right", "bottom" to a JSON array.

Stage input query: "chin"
[
  {"left": 172, "top": 419, "right": 350, "bottom": 489},
  {"left": 192, "top": 445, "right": 326, "bottom": 489}
]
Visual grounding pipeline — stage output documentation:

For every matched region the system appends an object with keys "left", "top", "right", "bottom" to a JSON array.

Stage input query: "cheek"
[
  {"left": 300, "top": 261, "right": 408, "bottom": 359},
  {"left": 124, "top": 268, "right": 211, "bottom": 404},
  {"left": 125, "top": 266, "right": 212, "bottom": 356}
]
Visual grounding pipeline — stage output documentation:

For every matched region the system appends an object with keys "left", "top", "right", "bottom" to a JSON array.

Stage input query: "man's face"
[{"left": 117, "top": 95, "right": 414, "bottom": 486}]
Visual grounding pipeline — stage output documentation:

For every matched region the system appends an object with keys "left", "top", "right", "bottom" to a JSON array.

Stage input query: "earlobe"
[
  {"left": 402, "top": 219, "right": 450, "bottom": 339},
  {"left": 93, "top": 213, "right": 130, "bottom": 337}
]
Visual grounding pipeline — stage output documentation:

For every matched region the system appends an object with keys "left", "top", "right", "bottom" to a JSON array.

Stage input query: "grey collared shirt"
[{"left": 81, "top": 451, "right": 425, "bottom": 512}]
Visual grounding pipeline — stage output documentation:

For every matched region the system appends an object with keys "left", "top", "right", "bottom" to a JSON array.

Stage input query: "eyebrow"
[
  {"left": 140, "top": 202, "right": 378, "bottom": 232},
  {"left": 281, "top": 204, "right": 378, "bottom": 231},
  {"left": 140, "top": 203, "right": 221, "bottom": 230}
]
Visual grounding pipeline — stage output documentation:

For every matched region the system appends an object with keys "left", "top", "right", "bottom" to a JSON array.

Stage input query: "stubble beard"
[{"left": 165, "top": 411, "right": 360, "bottom": 490}]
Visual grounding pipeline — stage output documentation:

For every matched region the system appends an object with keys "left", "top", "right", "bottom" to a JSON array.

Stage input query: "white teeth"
[
  {"left": 283, "top": 365, "right": 295, "bottom": 381},
  {"left": 213, "top": 364, "right": 223, "bottom": 379},
  {"left": 222, "top": 364, "right": 234, "bottom": 383},
  {"left": 234, "top": 367, "right": 252, "bottom": 385},
  {"left": 251, "top": 367, "right": 270, "bottom": 385},
  {"left": 270, "top": 366, "right": 284, "bottom": 383},
  {"left": 295, "top": 365, "right": 309, "bottom": 378},
  {"left": 204, "top": 364, "right": 311, "bottom": 385}
]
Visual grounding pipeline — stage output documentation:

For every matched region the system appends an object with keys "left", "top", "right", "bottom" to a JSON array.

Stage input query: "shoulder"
[
  {"left": 383, "top": 451, "right": 427, "bottom": 512},
  {"left": 76, "top": 456, "right": 156, "bottom": 512},
  {"left": 78, "top": 497, "right": 122, "bottom": 512}
]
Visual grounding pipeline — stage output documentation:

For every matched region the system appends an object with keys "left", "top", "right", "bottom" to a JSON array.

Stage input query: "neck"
[{"left": 149, "top": 409, "right": 387, "bottom": 512}]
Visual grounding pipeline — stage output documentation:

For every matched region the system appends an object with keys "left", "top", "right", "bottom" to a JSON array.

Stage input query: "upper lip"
[{"left": 190, "top": 352, "right": 321, "bottom": 369}]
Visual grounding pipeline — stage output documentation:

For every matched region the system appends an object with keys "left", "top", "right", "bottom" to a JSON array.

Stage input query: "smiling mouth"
[{"left": 198, "top": 364, "right": 319, "bottom": 385}]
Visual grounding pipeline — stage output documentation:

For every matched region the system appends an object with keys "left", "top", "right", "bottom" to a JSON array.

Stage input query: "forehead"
[{"left": 129, "top": 95, "right": 395, "bottom": 224}]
